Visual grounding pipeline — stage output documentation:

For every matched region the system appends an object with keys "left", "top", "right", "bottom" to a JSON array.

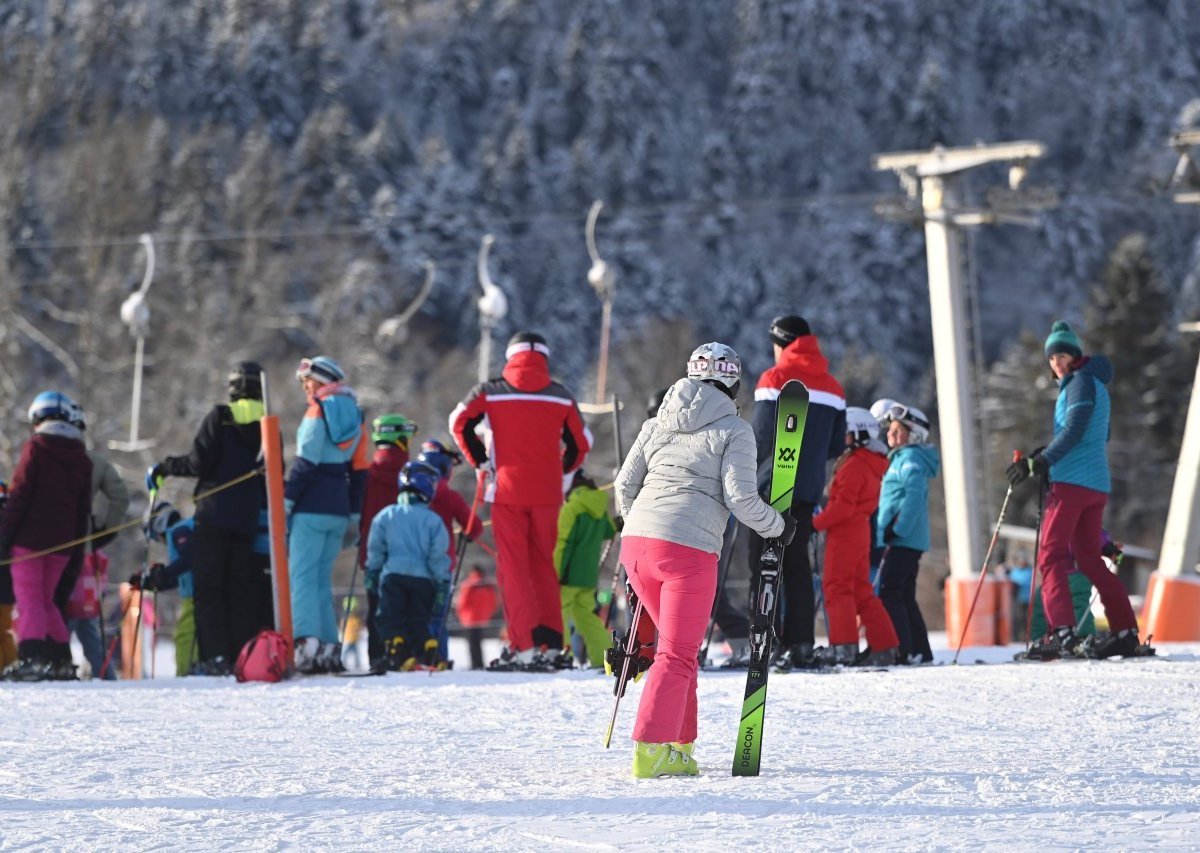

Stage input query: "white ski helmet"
[
  {"left": 881, "top": 402, "right": 931, "bottom": 444},
  {"left": 686, "top": 342, "right": 741, "bottom": 389},
  {"left": 845, "top": 407, "right": 880, "bottom": 445},
  {"left": 869, "top": 398, "right": 898, "bottom": 422}
]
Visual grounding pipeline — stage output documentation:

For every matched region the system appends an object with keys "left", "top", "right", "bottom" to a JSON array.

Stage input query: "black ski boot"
[
  {"left": 774, "top": 642, "right": 818, "bottom": 672},
  {"left": 1016, "top": 626, "right": 1084, "bottom": 662},
  {"left": 854, "top": 646, "right": 899, "bottom": 667},
  {"left": 812, "top": 644, "right": 858, "bottom": 667},
  {"left": 1083, "top": 628, "right": 1153, "bottom": 659},
  {"left": 2, "top": 657, "right": 54, "bottom": 682}
]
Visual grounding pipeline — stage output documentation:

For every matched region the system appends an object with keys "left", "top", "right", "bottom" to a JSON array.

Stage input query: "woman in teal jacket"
[
  {"left": 875, "top": 403, "right": 940, "bottom": 664},
  {"left": 1005, "top": 321, "right": 1141, "bottom": 660}
]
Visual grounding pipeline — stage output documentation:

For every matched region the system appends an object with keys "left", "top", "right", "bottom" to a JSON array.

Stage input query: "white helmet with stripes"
[{"left": 686, "top": 342, "right": 741, "bottom": 389}]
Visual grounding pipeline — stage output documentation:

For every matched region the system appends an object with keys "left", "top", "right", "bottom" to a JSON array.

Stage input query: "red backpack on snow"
[{"left": 235, "top": 629, "right": 290, "bottom": 683}]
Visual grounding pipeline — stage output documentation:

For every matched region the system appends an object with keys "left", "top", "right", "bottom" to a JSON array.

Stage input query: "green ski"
[{"left": 732, "top": 379, "right": 808, "bottom": 777}]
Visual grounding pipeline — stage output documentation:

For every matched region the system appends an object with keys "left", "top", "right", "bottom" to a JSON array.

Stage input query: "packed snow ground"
[{"left": 4, "top": 635, "right": 1199, "bottom": 851}]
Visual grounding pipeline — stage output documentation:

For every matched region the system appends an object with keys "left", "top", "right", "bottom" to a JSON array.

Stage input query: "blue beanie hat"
[{"left": 1044, "top": 321, "right": 1082, "bottom": 359}]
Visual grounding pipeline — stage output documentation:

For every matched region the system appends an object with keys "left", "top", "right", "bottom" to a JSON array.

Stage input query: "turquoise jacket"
[
  {"left": 876, "top": 443, "right": 940, "bottom": 552},
  {"left": 1041, "top": 356, "right": 1112, "bottom": 494},
  {"left": 364, "top": 494, "right": 451, "bottom": 592},
  {"left": 284, "top": 383, "right": 369, "bottom": 517}
]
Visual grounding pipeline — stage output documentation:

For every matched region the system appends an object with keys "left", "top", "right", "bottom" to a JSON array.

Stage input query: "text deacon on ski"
[
  {"left": 751, "top": 316, "right": 846, "bottom": 671},
  {"left": 615, "top": 343, "right": 795, "bottom": 778},
  {"left": 450, "top": 331, "right": 592, "bottom": 670}
]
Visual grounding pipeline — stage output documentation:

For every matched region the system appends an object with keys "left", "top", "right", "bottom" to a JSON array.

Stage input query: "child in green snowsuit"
[{"left": 554, "top": 471, "right": 617, "bottom": 668}]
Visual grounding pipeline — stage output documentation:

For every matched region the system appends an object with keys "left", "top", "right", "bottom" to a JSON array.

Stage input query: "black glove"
[
  {"left": 614, "top": 515, "right": 625, "bottom": 532},
  {"left": 1006, "top": 452, "right": 1049, "bottom": 487},
  {"left": 883, "top": 519, "right": 898, "bottom": 545},
  {"left": 777, "top": 513, "right": 798, "bottom": 547},
  {"left": 1101, "top": 541, "right": 1125, "bottom": 566},
  {"left": 130, "top": 563, "right": 167, "bottom": 592}
]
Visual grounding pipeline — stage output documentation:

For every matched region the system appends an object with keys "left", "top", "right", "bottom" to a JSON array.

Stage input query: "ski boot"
[
  {"left": 189, "top": 656, "right": 233, "bottom": 676},
  {"left": 1083, "top": 628, "right": 1154, "bottom": 660},
  {"left": 538, "top": 647, "right": 574, "bottom": 671},
  {"left": 719, "top": 638, "right": 752, "bottom": 669},
  {"left": 385, "top": 636, "right": 414, "bottom": 672},
  {"left": 421, "top": 639, "right": 451, "bottom": 671},
  {"left": 854, "top": 646, "right": 899, "bottom": 667},
  {"left": 632, "top": 741, "right": 699, "bottom": 778},
  {"left": 2, "top": 656, "right": 54, "bottom": 682},
  {"left": 773, "top": 642, "right": 817, "bottom": 672},
  {"left": 1015, "top": 626, "right": 1085, "bottom": 662},
  {"left": 487, "top": 646, "right": 529, "bottom": 671},
  {"left": 812, "top": 643, "right": 859, "bottom": 667},
  {"left": 294, "top": 637, "right": 323, "bottom": 674},
  {"left": 317, "top": 642, "right": 345, "bottom": 674}
]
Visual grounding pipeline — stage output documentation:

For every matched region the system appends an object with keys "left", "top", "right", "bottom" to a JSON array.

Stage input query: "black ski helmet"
[
  {"left": 505, "top": 331, "right": 550, "bottom": 360},
  {"left": 228, "top": 360, "right": 264, "bottom": 401}
]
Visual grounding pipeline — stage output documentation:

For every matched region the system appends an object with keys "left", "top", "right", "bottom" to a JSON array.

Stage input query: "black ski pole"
[
  {"left": 431, "top": 470, "right": 485, "bottom": 644},
  {"left": 603, "top": 591, "right": 645, "bottom": 749},
  {"left": 699, "top": 518, "right": 738, "bottom": 666}
]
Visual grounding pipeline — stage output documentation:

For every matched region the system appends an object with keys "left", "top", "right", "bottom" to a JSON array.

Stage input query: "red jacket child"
[{"left": 811, "top": 408, "right": 898, "bottom": 664}]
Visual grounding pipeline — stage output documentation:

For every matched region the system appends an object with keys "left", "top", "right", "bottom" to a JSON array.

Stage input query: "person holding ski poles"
[
  {"left": 1005, "top": 321, "right": 1144, "bottom": 660},
  {"left": 615, "top": 343, "right": 794, "bottom": 778},
  {"left": 750, "top": 316, "right": 846, "bottom": 672}
]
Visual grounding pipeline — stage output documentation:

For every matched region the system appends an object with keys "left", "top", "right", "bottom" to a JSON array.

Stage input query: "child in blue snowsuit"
[
  {"left": 133, "top": 502, "right": 199, "bottom": 677},
  {"left": 285, "top": 355, "right": 370, "bottom": 674},
  {"left": 365, "top": 462, "right": 450, "bottom": 671}
]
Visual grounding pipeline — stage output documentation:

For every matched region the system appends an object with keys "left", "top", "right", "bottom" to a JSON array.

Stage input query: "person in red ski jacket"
[
  {"left": 357, "top": 414, "right": 417, "bottom": 667},
  {"left": 811, "top": 407, "right": 899, "bottom": 667},
  {"left": 751, "top": 315, "right": 847, "bottom": 672},
  {"left": 454, "top": 564, "right": 499, "bottom": 669},
  {"left": 0, "top": 392, "right": 93, "bottom": 681},
  {"left": 449, "top": 331, "right": 591, "bottom": 669}
]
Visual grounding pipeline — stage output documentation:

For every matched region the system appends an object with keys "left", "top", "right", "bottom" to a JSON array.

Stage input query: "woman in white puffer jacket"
[{"left": 615, "top": 342, "right": 795, "bottom": 778}]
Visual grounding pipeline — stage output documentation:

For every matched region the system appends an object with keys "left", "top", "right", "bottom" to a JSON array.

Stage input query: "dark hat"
[
  {"left": 505, "top": 330, "right": 550, "bottom": 360},
  {"left": 228, "top": 360, "right": 264, "bottom": 401},
  {"left": 1044, "top": 321, "right": 1083, "bottom": 359},
  {"left": 769, "top": 315, "right": 811, "bottom": 347}
]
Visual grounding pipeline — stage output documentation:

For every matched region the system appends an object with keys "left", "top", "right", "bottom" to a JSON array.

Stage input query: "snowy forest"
[{"left": 3, "top": 0, "right": 1200, "bottom": 555}]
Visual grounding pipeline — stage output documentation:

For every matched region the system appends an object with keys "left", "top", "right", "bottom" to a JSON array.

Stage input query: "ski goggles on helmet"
[
  {"left": 296, "top": 358, "right": 316, "bottom": 382},
  {"left": 882, "top": 403, "right": 930, "bottom": 430}
]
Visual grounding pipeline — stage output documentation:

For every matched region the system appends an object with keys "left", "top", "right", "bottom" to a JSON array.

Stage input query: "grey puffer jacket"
[{"left": 616, "top": 378, "right": 784, "bottom": 555}]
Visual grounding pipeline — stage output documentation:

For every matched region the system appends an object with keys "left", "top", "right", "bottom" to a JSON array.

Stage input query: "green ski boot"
[{"left": 632, "top": 741, "right": 699, "bottom": 778}]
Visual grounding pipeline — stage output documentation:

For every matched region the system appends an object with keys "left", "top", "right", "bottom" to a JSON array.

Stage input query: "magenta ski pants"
[
  {"left": 622, "top": 535, "right": 716, "bottom": 745},
  {"left": 1038, "top": 483, "right": 1137, "bottom": 633},
  {"left": 11, "top": 547, "right": 71, "bottom": 643}
]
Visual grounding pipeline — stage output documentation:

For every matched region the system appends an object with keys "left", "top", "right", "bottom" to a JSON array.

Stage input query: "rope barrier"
[{"left": 0, "top": 469, "right": 262, "bottom": 568}]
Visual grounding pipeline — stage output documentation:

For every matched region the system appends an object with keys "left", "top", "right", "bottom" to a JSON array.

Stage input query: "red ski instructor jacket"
[{"left": 449, "top": 351, "right": 591, "bottom": 508}]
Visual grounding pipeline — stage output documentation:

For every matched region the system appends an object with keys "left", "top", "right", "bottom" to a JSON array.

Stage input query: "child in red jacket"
[
  {"left": 0, "top": 392, "right": 93, "bottom": 681},
  {"left": 809, "top": 407, "right": 899, "bottom": 668}
]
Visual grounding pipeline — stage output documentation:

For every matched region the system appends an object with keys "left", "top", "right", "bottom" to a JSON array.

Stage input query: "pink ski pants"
[
  {"left": 11, "top": 547, "right": 71, "bottom": 643},
  {"left": 621, "top": 535, "right": 716, "bottom": 745}
]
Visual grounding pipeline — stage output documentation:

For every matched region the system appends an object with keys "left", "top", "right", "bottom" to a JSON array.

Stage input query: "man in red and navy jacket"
[
  {"left": 449, "top": 331, "right": 591, "bottom": 661},
  {"left": 750, "top": 315, "right": 846, "bottom": 670}
]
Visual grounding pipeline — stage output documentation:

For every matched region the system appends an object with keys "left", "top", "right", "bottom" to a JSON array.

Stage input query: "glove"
[
  {"left": 1006, "top": 453, "right": 1049, "bottom": 487},
  {"left": 883, "top": 520, "right": 898, "bottom": 545},
  {"left": 1101, "top": 541, "right": 1125, "bottom": 566},
  {"left": 343, "top": 514, "right": 361, "bottom": 550},
  {"left": 131, "top": 563, "right": 168, "bottom": 592},
  {"left": 777, "top": 513, "right": 798, "bottom": 547},
  {"left": 614, "top": 515, "right": 625, "bottom": 532},
  {"left": 145, "top": 464, "right": 166, "bottom": 494}
]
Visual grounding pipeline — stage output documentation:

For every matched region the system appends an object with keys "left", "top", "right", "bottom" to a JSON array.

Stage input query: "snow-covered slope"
[{"left": 4, "top": 639, "right": 1199, "bottom": 851}]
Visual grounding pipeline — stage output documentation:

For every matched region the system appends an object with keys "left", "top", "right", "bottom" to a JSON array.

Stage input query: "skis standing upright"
[{"left": 732, "top": 379, "right": 808, "bottom": 777}]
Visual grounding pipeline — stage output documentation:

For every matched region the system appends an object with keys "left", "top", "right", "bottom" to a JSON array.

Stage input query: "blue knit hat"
[{"left": 1044, "top": 321, "right": 1082, "bottom": 359}]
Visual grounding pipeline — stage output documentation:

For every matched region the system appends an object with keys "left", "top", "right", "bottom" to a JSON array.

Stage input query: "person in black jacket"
[{"left": 147, "top": 361, "right": 272, "bottom": 675}]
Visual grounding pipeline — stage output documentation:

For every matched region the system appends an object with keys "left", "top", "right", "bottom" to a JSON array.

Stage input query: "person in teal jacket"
[
  {"left": 365, "top": 462, "right": 450, "bottom": 671},
  {"left": 875, "top": 402, "right": 940, "bottom": 664},
  {"left": 285, "top": 355, "right": 370, "bottom": 674},
  {"left": 1006, "top": 321, "right": 1142, "bottom": 660},
  {"left": 554, "top": 470, "right": 617, "bottom": 668}
]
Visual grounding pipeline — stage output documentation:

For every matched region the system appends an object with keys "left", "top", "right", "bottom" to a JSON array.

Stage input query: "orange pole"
[{"left": 261, "top": 415, "right": 294, "bottom": 660}]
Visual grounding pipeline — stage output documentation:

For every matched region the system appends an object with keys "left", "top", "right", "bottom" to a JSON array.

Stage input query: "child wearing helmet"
[
  {"left": 357, "top": 413, "right": 418, "bottom": 667},
  {"left": 130, "top": 501, "right": 199, "bottom": 676},
  {"left": 416, "top": 438, "right": 483, "bottom": 662},
  {"left": 809, "top": 407, "right": 900, "bottom": 667},
  {"left": 364, "top": 461, "right": 451, "bottom": 671},
  {"left": 0, "top": 392, "right": 93, "bottom": 681},
  {"left": 875, "top": 400, "right": 941, "bottom": 664},
  {"left": 614, "top": 343, "right": 792, "bottom": 778}
]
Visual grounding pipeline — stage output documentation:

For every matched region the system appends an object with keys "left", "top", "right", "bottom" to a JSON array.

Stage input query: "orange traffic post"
[
  {"left": 1141, "top": 571, "right": 1200, "bottom": 642},
  {"left": 261, "top": 414, "right": 294, "bottom": 661},
  {"left": 945, "top": 576, "right": 1001, "bottom": 650}
]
